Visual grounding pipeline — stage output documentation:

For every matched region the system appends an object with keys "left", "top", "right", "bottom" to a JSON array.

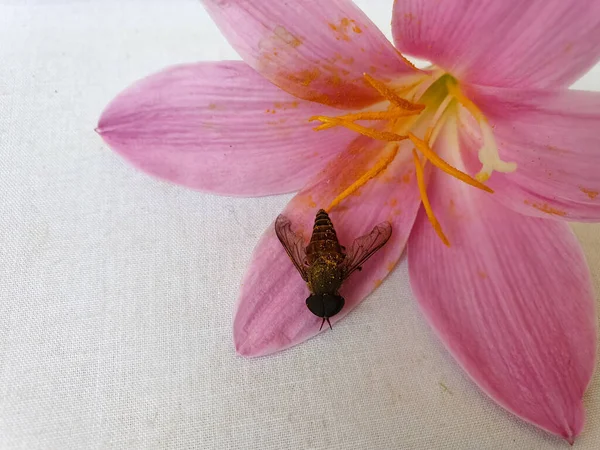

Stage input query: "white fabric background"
[{"left": 1, "top": 1, "right": 599, "bottom": 449}]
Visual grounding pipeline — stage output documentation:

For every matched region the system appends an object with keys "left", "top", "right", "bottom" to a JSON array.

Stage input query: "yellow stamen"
[
  {"left": 327, "top": 144, "right": 399, "bottom": 211},
  {"left": 408, "top": 132, "right": 494, "bottom": 194},
  {"left": 312, "top": 108, "right": 419, "bottom": 131},
  {"left": 424, "top": 127, "right": 433, "bottom": 144},
  {"left": 424, "top": 96, "right": 455, "bottom": 144},
  {"left": 446, "top": 82, "right": 486, "bottom": 122},
  {"left": 412, "top": 149, "right": 450, "bottom": 247},
  {"left": 334, "top": 110, "right": 422, "bottom": 122},
  {"left": 363, "top": 74, "right": 425, "bottom": 111},
  {"left": 395, "top": 77, "right": 428, "bottom": 101},
  {"left": 311, "top": 116, "right": 408, "bottom": 142}
]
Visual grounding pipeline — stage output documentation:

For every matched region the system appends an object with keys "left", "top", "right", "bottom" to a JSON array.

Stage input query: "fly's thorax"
[{"left": 307, "top": 256, "right": 344, "bottom": 295}]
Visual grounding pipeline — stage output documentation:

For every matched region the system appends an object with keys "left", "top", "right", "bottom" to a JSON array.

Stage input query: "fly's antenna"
[{"left": 319, "top": 317, "right": 333, "bottom": 330}]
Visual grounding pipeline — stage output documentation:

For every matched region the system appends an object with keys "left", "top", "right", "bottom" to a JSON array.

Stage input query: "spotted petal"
[
  {"left": 392, "top": 0, "right": 600, "bottom": 88},
  {"left": 202, "top": 0, "right": 420, "bottom": 109},
  {"left": 235, "top": 137, "right": 422, "bottom": 356}
]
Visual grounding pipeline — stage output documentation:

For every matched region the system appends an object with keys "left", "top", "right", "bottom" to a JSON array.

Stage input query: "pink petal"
[
  {"left": 460, "top": 84, "right": 600, "bottom": 221},
  {"left": 202, "top": 0, "right": 420, "bottom": 109},
  {"left": 408, "top": 130, "right": 597, "bottom": 441},
  {"left": 392, "top": 0, "right": 600, "bottom": 88},
  {"left": 235, "top": 137, "right": 422, "bottom": 357},
  {"left": 97, "top": 61, "right": 355, "bottom": 196}
]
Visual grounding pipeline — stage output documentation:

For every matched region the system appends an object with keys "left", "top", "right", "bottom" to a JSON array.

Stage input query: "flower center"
[{"left": 309, "top": 73, "right": 516, "bottom": 246}]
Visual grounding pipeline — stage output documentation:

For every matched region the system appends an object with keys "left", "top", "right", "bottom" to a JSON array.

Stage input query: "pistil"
[{"left": 446, "top": 82, "right": 516, "bottom": 182}]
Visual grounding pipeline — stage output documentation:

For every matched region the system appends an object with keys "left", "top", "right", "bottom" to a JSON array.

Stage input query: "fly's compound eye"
[{"left": 322, "top": 294, "right": 344, "bottom": 317}]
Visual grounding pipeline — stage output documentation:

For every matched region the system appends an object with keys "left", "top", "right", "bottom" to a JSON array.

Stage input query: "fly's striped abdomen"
[{"left": 306, "top": 209, "right": 344, "bottom": 264}]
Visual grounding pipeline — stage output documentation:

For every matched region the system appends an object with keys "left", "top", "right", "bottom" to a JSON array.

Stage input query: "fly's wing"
[
  {"left": 341, "top": 221, "right": 392, "bottom": 279},
  {"left": 274, "top": 214, "right": 308, "bottom": 281}
]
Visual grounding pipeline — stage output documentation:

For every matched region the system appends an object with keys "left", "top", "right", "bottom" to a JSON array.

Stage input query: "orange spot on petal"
[
  {"left": 580, "top": 187, "right": 599, "bottom": 199},
  {"left": 287, "top": 68, "right": 320, "bottom": 86},
  {"left": 524, "top": 200, "right": 567, "bottom": 217},
  {"left": 273, "top": 100, "right": 299, "bottom": 110},
  {"left": 546, "top": 144, "right": 568, "bottom": 154},
  {"left": 328, "top": 17, "right": 358, "bottom": 42},
  {"left": 273, "top": 25, "right": 302, "bottom": 48},
  {"left": 374, "top": 279, "right": 383, "bottom": 288},
  {"left": 329, "top": 75, "right": 342, "bottom": 86}
]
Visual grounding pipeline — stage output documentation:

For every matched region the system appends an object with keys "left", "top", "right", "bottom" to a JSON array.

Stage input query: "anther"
[
  {"left": 363, "top": 74, "right": 425, "bottom": 111},
  {"left": 412, "top": 149, "right": 450, "bottom": 246},
  {"left": 310, "top": 116, "right": 408, "bottom": 142},
  {"left": 408, "top": 132, "right": 494, "bottom": 194},
  {"left": 327, "top": 144, "right": 399, "bottom": 212}
]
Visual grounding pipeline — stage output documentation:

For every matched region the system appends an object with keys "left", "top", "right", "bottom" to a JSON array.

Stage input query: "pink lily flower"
[{"left": 96, "top": 0, "right": 600, "bottom": 443}]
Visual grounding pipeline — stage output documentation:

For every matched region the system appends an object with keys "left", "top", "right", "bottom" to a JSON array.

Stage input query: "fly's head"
[{"left": 305, "top": 293, "right": 345, "bottom": 330}]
